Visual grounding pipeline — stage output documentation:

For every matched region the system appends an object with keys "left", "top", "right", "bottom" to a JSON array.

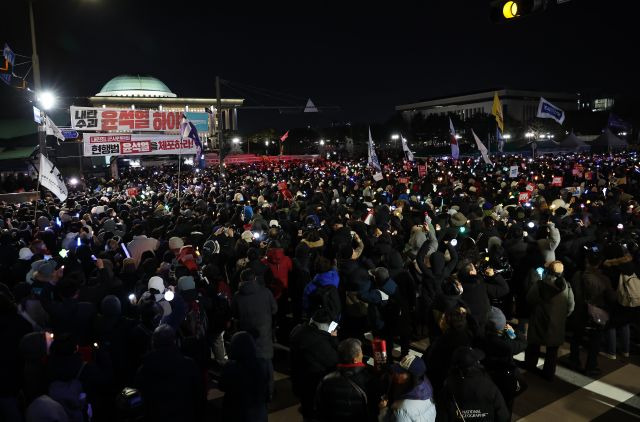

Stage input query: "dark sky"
[{"left": 1, "top": 0, "right": 637, "bottom": 131}]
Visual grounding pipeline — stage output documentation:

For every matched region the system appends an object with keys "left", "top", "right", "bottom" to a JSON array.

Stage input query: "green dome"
[{"left": 95, "top": 75, "right": 177, "bottom": 98}]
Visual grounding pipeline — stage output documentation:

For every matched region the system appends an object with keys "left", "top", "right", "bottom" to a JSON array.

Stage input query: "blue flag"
[
  {"left": 181, "top": 117, "right": 204, "bottom": 168},
  {"left": 536, "top": 97, "right": 565, "bottom": 124},
  {"left": 496, "top": 128, "right": 505, "bottom": 153}
]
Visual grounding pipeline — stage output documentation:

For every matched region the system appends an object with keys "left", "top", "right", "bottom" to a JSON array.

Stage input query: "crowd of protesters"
[{"left": 0, "top": 151, "right": 639, "bottom": 422}]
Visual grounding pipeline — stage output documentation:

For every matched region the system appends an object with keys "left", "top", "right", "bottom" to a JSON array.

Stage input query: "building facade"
[
  {"left": 396, "top": 88, "right": 578, "bottom": 126},
  {"left": 86, "top": 75, "right": 244, "bottom": 147}
]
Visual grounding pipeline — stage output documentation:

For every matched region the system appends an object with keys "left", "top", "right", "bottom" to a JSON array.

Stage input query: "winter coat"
[
  {"left": 425, "top": 328, "right": 474, "bottom": 392},
  {"left": 373, "top": 241, "right": 405, "bottom": 279},
  {"left": 263, "top": 247, "right": 293, "bottom": 289},
  {"left": 535, "top": 222, "right": 560, "bottom": 264},
  {"left": 417, "top": 243, "right": 458, "bottom": 296},
  {"left": 302, "top": 269, "right": 340, "bottom": 314},
  {"left": 289, "top": 323, "right": 339, "bottom": 414},
  {"left": 438, "top": 367, "right": 510, "bottom": 422},
  {"left": 0, "top": 311, "right": 32, "bottom": 396},
  {"left": 526, "top": 274, "right": 575, "bottom": 347},
  {"left": 360, "top": 278, "right": 399, "bottom": 332},
  {"left": 135, "top": 346, "right": 205, "bottom": 422},
  {"left": 460, "top": 274, "right": 509, "bottom": 331},
  {"left": 126, "top": 235, "right": 159, "bottom": 268},
  {"left": 315, "top": 363, "right": 379, "bottom": 422},
  {"left": 381, "top": 379, "right": 437, "bottom": 422},
  {"left": 232, "top": 280, "right": 278, "bottom": 359},
  {"left": 47, "top": 299, "right": 97, "bottom": 345},
  {"left": 219, "top": 332, "right": 271, "bottom": 422}
]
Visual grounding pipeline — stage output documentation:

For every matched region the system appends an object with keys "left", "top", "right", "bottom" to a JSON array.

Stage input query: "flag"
[
  {"left": 280, "top": 130, "right": 289, "bottom": 142},
  {"left": 367, "top": 127, "right": 382, "bottom": 173},
  {"left": 38, "top": 154, "right": 68, "bottom": 201},
  {"left": 472, "top": 129, "right": 492, "bottom": 165},
  {"left": 44, "top": 116, "right": 64, "bottom": 143},
  {"left": 491, "top": 92, "right": 504, "bottom": 133},
  {"left": 496, "top": 128, "right": 505, "bottom": 152},
  {"left": 181, "top": 116, "right": 204, "bottom": 168},
  {"left": 449, "top": 118, "right": 459, "bottom": 160},
  {"left": 536, "top": 97, "right": 565, "bottom": 124},
  {"left": 401, "top": 136, "right": 414, "bottom": 162},
  {"left": 304, "top": 98, "right": 318, "bottom": 113}
]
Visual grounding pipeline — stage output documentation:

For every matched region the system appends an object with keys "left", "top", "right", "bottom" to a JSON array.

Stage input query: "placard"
[{"left": 551, "top": 176, "right": 564, "bottom": 187}]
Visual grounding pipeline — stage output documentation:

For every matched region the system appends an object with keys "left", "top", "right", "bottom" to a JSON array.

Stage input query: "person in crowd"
[
  {"left": 379, "top": 354, "right": 436, "bottom": 422},
  {"left": 476, "top": 307, "right": 527, "bottom": 416},
  {"left": 289, "top": 308, "right": 339, "bottom": 420},
  {"left": 438, "top": 346, "right": 510, "bottom": 422},
  {"left": 563, "top": 248, "right": 613, "bottom": 375},
  {"left": 135, "top": 324, "right": 205, "bottom": 422},
  {"left": 315, "top": 338, "right": 380, "bottom": 422},
  {"left": 525, "top": 261, "right": 575, "bottom": 381},
  {"left": 231, "top": 268, "right": 278, "bottom": 365},
  {"left": 219, "top": 331, "right": 271, "bottom": 422},
  {"left": 458, "top": 261, "right": 509, "bottom": 332}
]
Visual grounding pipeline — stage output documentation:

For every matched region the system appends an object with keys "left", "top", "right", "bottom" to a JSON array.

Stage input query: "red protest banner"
[
  {"left": 127, "top": 188, "right": 138, "bottom": 197},
  {"left": 552, "top": 176, "right": 563, "bottom": 187},
  {"left": 418, "top": 165, "right": 427, "bottom": 178},
  {"left": 518, "top": 192, "right": 530, "bottom": 203},
  {"left": 398, "top": 177, "right": 409, "bottom": 185}
]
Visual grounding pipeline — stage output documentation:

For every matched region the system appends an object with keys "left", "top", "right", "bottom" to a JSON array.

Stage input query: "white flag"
[
  {"left": 472, "top": 129, "right": 492, "bottom": 165},
  {"left": 536, "top": 97, "right": 565, "bottom": 124},
  {"left": 367, "top": 127, "right": 382, "bottom": 172},
  {"left": 44, "top": 116, "right": 65, "bottom": 142},
  {"left": 38, "top": 154, "right": 68, "bottom": 201},
  {"left": 401, "top": 136, "right": 414, "bottom": 162}
]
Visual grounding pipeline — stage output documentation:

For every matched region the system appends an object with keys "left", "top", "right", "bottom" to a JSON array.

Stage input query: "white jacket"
[{"left": 380, "top": 397, "right": 437, "bottom": 422}]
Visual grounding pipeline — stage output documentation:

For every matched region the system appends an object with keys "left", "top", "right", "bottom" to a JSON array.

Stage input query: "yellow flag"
[{"left": 492, "top": 92, "right": 504, "bottom": 132}]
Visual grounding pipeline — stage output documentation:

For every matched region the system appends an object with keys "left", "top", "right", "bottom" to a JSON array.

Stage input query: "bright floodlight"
[
  {"left": 503, "top": 134, "right": 512, "bottom": 139},
  {"left": 38, "top": 91, "right": 56, "bottom": 110},
  {"left": 69, "top": 177, "right": 79, "bottom": 186},
  {"left": 525, "top": 132, "right": 534, "bottom": 138},
  {"left": 319, "top": 140, "right": 325, "bottom": 146},
  {"left": 232, "top": 137, "right": 240, "bottom": 144},
  {"left": 265, "top": 140, "right": 270, "bottom": 146},
  {"left": 391, "top": 134, "right": 400, "bottom": 140}
]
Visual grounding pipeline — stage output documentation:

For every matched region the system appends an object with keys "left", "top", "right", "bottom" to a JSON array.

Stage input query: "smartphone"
[
  {"left": 91, "top": 255, "right": 97, "bottom": 261},
  {"left": 328, "top": 321, "right": 338, "bottom": 333}
]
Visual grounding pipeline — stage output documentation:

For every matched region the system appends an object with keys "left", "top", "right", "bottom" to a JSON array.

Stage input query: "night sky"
[{"left": 1, "top": 0, "right": 637, "bottom": 131}]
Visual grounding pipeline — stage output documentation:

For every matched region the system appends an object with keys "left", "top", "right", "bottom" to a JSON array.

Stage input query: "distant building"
[
  {"left": 396, "top": 88, "right": 578, "bottom": 126},
  {"left": 86, "top": 75, "right": 244, "bottom": 145}
]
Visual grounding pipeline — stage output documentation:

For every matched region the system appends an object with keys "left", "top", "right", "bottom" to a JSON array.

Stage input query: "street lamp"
[
  {"left": 232, "top": 137, "right": 240, "bottom": 144},
  {"left": 503, "top": 134, "right": 512, "bottom": 140},
  {"left": 319, "top": 140, "right": 325, "bottom": 146},
  {"left": 525, "top": 132, "right": 535, "bottom": 138},
  {"left": 391, "top": 134, "right": 400, "bottom": 140},
  {"left": 38, "top": 91, "right": 56, "bottom": 110}
]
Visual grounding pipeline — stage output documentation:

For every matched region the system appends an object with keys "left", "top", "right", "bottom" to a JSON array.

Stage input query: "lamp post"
[{"left": 28, "top": 0, "right": 47, "bottom": 159}]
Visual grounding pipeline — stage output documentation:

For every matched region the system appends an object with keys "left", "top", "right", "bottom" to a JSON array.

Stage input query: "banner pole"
[
  {"left": 177, "top": 152, "right": 182, "bottom": 202},
  {"left": 33, "top": 154, "right": 41, "bottom": 225}
]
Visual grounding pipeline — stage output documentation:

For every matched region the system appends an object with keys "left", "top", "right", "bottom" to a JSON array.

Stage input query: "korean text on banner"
[
  {"left": 71, "top": 106, "right": 185, "bottom": 132},
  {"left": 38, "top": 154, "right": 68, "bottom": 202},
  {"left": 82, "top": 133, "right": 197, "bottom": 157},
  {"left": 552, "top": 176, "right": 564, "bottom": 187},
  {"left": 518, "top": 192, "right": 531, "bottom": 203},
  {"left": 183, "top": 112, "right": 210, "bottom": 132}
]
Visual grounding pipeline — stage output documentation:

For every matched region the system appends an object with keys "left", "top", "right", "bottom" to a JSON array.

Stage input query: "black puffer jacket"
[
  {"left": 438, "top": 366, "right": 510, "bottom": 422},
  {"left": 459, "top": 272, "right": 509, "bottom": 331},
  {"left": 315, "top": 363, "right": 379, "bottom": 422}
]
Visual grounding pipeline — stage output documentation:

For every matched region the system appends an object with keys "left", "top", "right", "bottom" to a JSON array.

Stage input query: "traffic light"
[{"left": 489, "top": 0, "right": 550, "bottom": 23}]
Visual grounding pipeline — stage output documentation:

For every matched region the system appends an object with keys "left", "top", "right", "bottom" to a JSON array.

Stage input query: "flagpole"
[{"left": 33, "top": 155, "right": 42, "bottom": 225}]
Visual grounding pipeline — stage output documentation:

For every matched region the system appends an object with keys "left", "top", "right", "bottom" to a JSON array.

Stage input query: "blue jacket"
[
  {"left": 302, "top": 269, "right": 339, "bottom": 312},
  {"left": 360, "top": 279, "right": 398, "bottom": 330}
]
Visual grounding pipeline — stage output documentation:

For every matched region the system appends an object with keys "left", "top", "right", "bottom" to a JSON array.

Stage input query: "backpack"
[
  {"left": 618, "top": 272, "right": 640, "bottom": 307},
  {"left": 48, "top": 362, "right": 88, "bottom": 422},
  {"left": 345, "top": 291, "right": 369, "bottom": 319},
  {"left": 375, "top": 289, "right": 403, "bottom": 330},
  {"left": 181, "top": 299, "right": 209, "bottom": 340},
  {"left": 309, "top": 281, "right": 341, "bottom": 321}
]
